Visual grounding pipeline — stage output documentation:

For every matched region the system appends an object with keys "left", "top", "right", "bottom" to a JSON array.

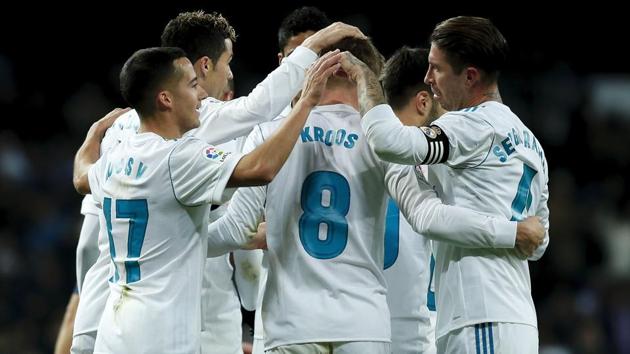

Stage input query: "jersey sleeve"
[
  {"left": 362, "top": 104, "right": 449, "bottom": 165},
  {"left": 205, "top": 125, "right": 267, "bottom": 256},
  {"left": 87, "top": 155, "right": 106, "bottom": 205},
  {"left": 192, "top": 46, "right": 317, "bottom": 144},
  {"left": 232, "top": 249, "right": 264, "bottom": 311},
  {"left": 206, "top": 185, "right": 266, "bottom": 257},
  {"left": 431, "top": 112, "right": 495, "bottom": 168},
  {"left": 168, "top": 138, "right": 243, "bottom": 206},
  {"left": 362, "top": 105, "right": 495, "bottom": 168},
  {"left": 530, "top": 168, "right": 550, "bottom": 261},
  {"left": 385, "top": 163, "right": 516, "bottom": 248},
  {"left": 80, "top": 194, "right": 100, "bottom": 215}
]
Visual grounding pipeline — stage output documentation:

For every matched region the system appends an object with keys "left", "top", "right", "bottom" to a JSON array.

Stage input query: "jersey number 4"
[
  {"left": 104, "top": 198, "right": 148, "bottom": 284},
  {"left": 510, "top": 163, "right": 537, "bottom": 221}
]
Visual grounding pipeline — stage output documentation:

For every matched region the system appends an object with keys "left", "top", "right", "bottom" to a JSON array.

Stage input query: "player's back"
[
  {"left": 430, "top": 101, "right": 547, "bottom": 222},
  {"left": 429, "top": 101, "right": 549, "bottom": 337},
  {"left": 91, "top": 133, "right": 209, "bottom": 354},
  {"left": 257, "top": 104, "right": 392, "bottom": 348}
]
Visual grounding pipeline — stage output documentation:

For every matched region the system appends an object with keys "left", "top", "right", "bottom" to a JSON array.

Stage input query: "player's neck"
[
  {"left": 319, "top": 86, "right": 359, "bottom": 111},
  {"left": 466, "top": 82, "right": 502, "bottom": 108},
  {"left": 138, "top": 114, "right": 183, "bottom": 140},
  {"left": 394, "top": 105, "right": 424, "bottom": 128}
]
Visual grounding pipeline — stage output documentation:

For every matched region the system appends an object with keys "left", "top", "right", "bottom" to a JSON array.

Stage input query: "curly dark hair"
[
  {"left": 161, "top": 10, "right": 237, "bottom": 65},
  {"left": 278, "top": 7, "right": 330, "bottom": 52}
]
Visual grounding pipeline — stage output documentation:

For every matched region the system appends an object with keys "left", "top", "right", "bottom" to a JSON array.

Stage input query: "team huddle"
[{"left": 64, "top": 7, "right": 549, "bottom": 354}]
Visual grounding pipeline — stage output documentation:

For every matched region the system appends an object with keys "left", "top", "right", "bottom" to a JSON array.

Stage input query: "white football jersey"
[
  {"left": 208, "top": 104, "right": 519, "bottom": 350},
  {"left": 363, "top": 101, "right": 550, "bottom": 339},
  {"left": 80, "top": 111, "right": 141, "bottom": 216},
  {"left": 72, "top": 45, "right": 316, "bottom": 353},
  {"left": 72, "top": 110, "right": 142, "bottom": 352},
  {"left": 201, "top": 138, "right": 245, "bottom": 354},
  {"left": 89, "top": 133, "right": 242, "bottom": 354},
  {"left": 383, "top": 200, "right": 434, "bottom": 354}
]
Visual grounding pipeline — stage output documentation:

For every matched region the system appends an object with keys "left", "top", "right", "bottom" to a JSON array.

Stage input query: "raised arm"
[
  {"left": 193, "top": 22, "right": 366, "bottom": 145},
  {"left": 338, "top": 51, "right": 437, "bottom": 165},
  {"left": 227, "top": 50, "right": 342, "bottom": 186},
  {"left": 73, "top": 108, "right": 130, "bottom": 194}
]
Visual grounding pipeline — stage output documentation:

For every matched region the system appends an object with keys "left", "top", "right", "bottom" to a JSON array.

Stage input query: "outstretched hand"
[
  {"left": 73, "top": 107, "right": 131, "bottom": 195},
  {"left": 86, "top": 107, "right": 131, "bottom": 142},
  {"left": 298, "top": 49, "right": 343, "bottom": 108},
  {"left": 337, "top": 51, "right": 372, "bottom": 84},
  {"left": 338, "top": 51, "right": 385, "bottom": 116},
  {"left": 302, "top": 22, "right": 367, "bottom": 54}
]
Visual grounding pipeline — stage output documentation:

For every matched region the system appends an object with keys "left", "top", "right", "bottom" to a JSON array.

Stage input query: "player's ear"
[
  {"left": 464, "top": 66, "right": 481, "bottom": 88},
  {"left": 196, "top": 56, "right": 213, "bottom": 78},
  {"left": 156, "top": 90, "right": 173, "bottom": 111},
  {"left": 415, "top": 91, "right": 431, "bottom": 116},
  {"left": 277, "top": 52, "right": 284, "bottom": 65}
]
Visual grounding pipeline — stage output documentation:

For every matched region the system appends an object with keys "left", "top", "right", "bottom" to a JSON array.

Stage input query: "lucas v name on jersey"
[{"left": 106, "top": 157, "right": 148, "bottom": 181}]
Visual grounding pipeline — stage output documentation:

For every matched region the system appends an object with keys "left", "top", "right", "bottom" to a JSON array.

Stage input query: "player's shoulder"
[
  {"left": 112, "top": 109, "right": 141, "bottom": 131},
  {"left": 436, "top": 102, "right": 506, "bottom": 134},
  {"left": 170, "top": 135, "right": 206, "bottom": 153},
  {"left": 201, "top": 97, "right": 222, "bottom": 106},
  {"left": 170, "top": 135, "right": 235, "bottom": 164},
  {"left": 197, "top": 96, "right": 224, "bottom": 115},
  {"left": 441, "top": 103, "right": 491, "bottom": 121},
  {"left": 253, "top": 118, "right": 284, "bottom": 141}
]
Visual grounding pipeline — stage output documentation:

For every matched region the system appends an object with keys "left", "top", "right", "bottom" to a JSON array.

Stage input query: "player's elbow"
[
  {"left": 73, "top": 175, "right": 90, "bottom": 195},
  {"left": 373, "top": 146, "right": 393, "bottom": 161},
  {"left": 229, "top": 161, "right": 276, "bottom": 187},
  {"left": 374, "top": 146, "right": 413, "bottom": 165},
  {"left": 252, "top": 162, "right": 276, "bottom": 184}
]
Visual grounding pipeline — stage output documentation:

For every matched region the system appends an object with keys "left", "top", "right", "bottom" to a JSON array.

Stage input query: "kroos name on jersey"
[{"left": 299, "top": 126, "right": 359, "bottom": 149}]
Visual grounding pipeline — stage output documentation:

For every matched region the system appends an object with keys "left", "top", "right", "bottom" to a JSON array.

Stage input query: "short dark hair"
[
  {"left": 321, "top": 37, "right": 384, "bottom": 77},
  {"left": 430, "top": 16, "right": 508, "bottom": 83},
  {"left": 382, "top": 47, "right": 431, "bottom": 110},
  {"left": 278, "top": 6, "right": 330, "bottom": 52},
  {"left": 161, "top": 11, "right": 236, "bottom": 65},
  {"left": 120, "top": 47, "right": 186, "bottom": 117}
]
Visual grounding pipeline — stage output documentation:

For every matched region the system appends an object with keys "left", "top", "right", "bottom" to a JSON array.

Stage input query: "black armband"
[{"left": 420, "top": 125, "right": 449, "bottom": 165}]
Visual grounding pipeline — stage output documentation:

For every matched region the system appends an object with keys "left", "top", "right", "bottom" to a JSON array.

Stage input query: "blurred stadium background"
[{"left": 0, "top": 1, "right": 628, "bottom": 352}]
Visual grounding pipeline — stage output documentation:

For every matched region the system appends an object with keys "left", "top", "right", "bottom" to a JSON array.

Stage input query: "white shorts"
[
  {"left": 437, "top": 322, "right": 538, "bottom": 354},
  {"left": 266, "top": 341, "right": 390, "bottom": 354}
]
